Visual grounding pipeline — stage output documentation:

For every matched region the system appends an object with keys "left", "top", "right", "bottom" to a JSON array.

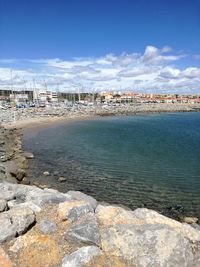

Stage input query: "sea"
[{"left": 23, "top": 112, "right": 200, "bottom": 219}]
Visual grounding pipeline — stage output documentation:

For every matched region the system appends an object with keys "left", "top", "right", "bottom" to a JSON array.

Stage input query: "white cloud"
[{"left": 0, "top": 45, "right": 199, "bottom": 93}]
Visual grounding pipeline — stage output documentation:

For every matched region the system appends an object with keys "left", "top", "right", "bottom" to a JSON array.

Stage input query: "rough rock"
[
  {"left": 67, "top": 212, "right": 100, "bottom": 246},
  {"left": 39, "top": 219, "right": 57, "bottom": 234},
  {"left": 0, "top": 247, "right": 13, "bottom": 267},
  {"left": 0, "top": 199, "right": 7, "bottom": 212},
  {"left": 7, "top": 200, "right": 41, "bottom": 213},
  {"left": 96, "top": 205, "right": 200, "bottom": 242},
  {"left": 7, "top": 207, "right": 36, "bottom": 235},
  {"left": 58, "top": 200, "right": 94, "bottom": 222},
  {"left": 14, "top": 234, "right": 60, "bottom": 267},
  {"left": 8, "top": 163, "right": 26, "bottom": 181},
  {"left": 67, "top": 190, "right": 98, "bottom": 209},
  {"left": 132, "top": 208, "right": 200, "bottom": 242},
  {"left": 100, "top": 223, "right": 194, "bottom": 267},
  {"left": 0, "top": 206, "right": 35, "bottom": 243},
  {"left": 0, "top": 215, "right": 16, "bottom": 243},
  {"left": 27, "top": 191, "right": 71, "bottom": 207},
  {"left": 62, "top": 246, "right": 102, "bottom": 267},
  {"left": 0, "top": 189, "right": 15, "bottom": 201}
]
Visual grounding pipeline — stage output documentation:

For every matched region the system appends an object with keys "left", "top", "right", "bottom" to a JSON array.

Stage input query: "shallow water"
[{"left": 23, "top": 112, "right": 200, "bottom": 219}]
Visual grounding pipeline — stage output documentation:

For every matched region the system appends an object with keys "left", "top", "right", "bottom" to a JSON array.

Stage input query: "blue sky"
[{"left": 0, "top": 0, "right": 200, "bottom": 93}]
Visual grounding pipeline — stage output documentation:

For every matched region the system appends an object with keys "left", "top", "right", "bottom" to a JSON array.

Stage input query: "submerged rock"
[
  {"left": 182, "top": 216, "right": 198, "bottom": 224},
  {"left": 58, "top": 176, "right": 67, "bottom": 182},
  {"left": 43, "top": 171, "right": 50, "bottom": 176},
  {"left": 23, "top": 152, "right": 34, "bottom": 159}
]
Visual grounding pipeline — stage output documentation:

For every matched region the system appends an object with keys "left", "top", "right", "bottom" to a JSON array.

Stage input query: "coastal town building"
[
  {"left": 0, "top": 89, "right": 34, "bottom": 103},
  {"left": 33, "top": 90, "right": 58, "bottom": 103}
]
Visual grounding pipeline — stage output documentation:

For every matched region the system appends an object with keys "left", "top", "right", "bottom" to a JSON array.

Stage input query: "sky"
[{"left": 0, "top": 0, "right": 200, "bottom": 93}]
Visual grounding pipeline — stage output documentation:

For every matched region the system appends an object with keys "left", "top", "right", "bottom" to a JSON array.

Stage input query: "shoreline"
[
  {"left": 0, "top": 109, "right": 200, "bottom": 266},
  {"left": 2, "top": 103, "right": 200, "bottom": 132}
]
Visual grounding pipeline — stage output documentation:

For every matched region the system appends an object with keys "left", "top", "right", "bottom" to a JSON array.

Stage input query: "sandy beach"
[{"left": 1, "top": 103, "right": 200, "bottom": 131}]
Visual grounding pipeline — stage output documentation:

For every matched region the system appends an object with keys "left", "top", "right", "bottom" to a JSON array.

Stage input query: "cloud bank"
[{"left": 0, "top": 46, "right": 200, "bottom": 94}]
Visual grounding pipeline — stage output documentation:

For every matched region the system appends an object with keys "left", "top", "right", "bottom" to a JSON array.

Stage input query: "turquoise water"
[{"left": 23, "top": 112, "right": 200, "bottom": 219}]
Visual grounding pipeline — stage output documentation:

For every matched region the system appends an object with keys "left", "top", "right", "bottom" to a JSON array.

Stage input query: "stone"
[
  {"left": 132, "top": 208, "right": 200, "bottom": 242},
  {"left": 0, "top": 247, "right": 13, "bottom": 267},
  {"left": 84, "top": 254, "right": 134, "bottom": 267},
  {"left": 39, "top": 220, "right": 57, "bottom": 234},
  {"left": 23, "top": 152, "right": 34, "bottom": 159},
  {"left": 0, "top": 199, "right": 7, "bottom": 212},
  {"left": 58, "top": 176, "right": 67, "bottom": 182},
  {"left": 67, "top": 190, "right": 98, "bottom": 209},
  {"left": 0, "top": 189, "right": 15, "bottom": 201},
  {"left": 8, "top": 201, "right": 41, "bottom": 213},
  {"left": 43, "top": 171, "right": 49, "bottom": 176},
  {"left": 15, "top": 169, "right": 26, "bottom": 181},
  {"left": 96, "top": 205, "right": 141, "bottom": 226},
  {"left": 100, "top": 223, "right": 194, "bottom": 267},
  {"left": 62, "top": 246, "right": 102, "bottom": 267},
  {"left": 7, "top": 207, "right": 36, "bottom": 235},
  {"left": 67, "top": 212, "right": 100, "bottom": 246},
  {"left": 182, "top": 216, "right": 198, "bottom": 224},
  {"left": 27, "top": 191, "right": 71, "bottom": 207},
  {"left": 6, "top": 162, "right": 26, "bottom": 181},
  {"left": 58, "top": 200, "right": 94, "bottom": 222},
  {"left": 17, "top": 234, "right": 60, "bottom": 267},
  {"left": 0, "top": 215, "right": 16, "bottom": 243},
  {"left": 21, "top": 176, "right": 30, "bottom": 185},
  {"left": 96, "top": 206, "right": 200, "bottom": 242}
]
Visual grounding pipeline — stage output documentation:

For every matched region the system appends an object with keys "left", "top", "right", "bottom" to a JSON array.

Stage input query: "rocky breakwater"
[
  {"left": 0, "top": 182, "right": 199, "bottom": 267},
  {"left": 0, "top": 126, "right": 33, "bottom": 184}
]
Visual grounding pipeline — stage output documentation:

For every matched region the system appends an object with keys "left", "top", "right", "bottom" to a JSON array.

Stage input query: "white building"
[{"left": 34, "top": 90, "right": 58, "bottom": 103}]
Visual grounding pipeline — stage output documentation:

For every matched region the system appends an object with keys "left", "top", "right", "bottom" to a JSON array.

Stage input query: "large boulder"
[
  {"left": 0, "top": 215, "right": 16, "bottom": 243},
  {"left": 7, "top": 200, "right": 41, "bottom": 213},
  {"left": 11, "top": 234, "right": 60, "bottom": 267},
  {"left": 0, "top": 189, "right": 15, "bottom": 201},
  {"left": 100, "top": 223, "right": 194, "bottom": 267},
  {"left": 96, "top": 206, "right": 200, "bottom": 242},
  {"left": 58, "top": 200, "right": 94, "bottom": 222},
  {"left": 26, "top": 191, "right": 71, "bottom": 207},
  {"left": 0, "top": 207, "right": 35, "bottom": 243},
  {"left": 96, "top": 205, "right": 200, "bottom": 267},
  {"left": 67, "top": 212, "right": 100, "bottom": 246},
  {"left": 62, "top": 246, "right": 102, "bottom": 267},
  {"left": 132, "top": 208, "right": 200, "bottom": 242},
  {"left": 67, "top": 191, "right": 97, "bottom": 209},
  {"left": 7, "top": 207, "right": 36, "bottom": 235}
]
